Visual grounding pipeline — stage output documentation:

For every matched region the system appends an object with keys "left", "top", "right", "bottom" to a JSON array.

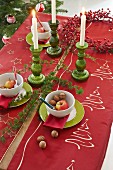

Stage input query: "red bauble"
[
  {"left": 2, "top": 35, "right": 10, "bottom": 44},
  {"left": 35, "top": 3, "right": 45, "bottom": 12},
  {"left": 6, "top": 14, "right": 16, "bottom": 24}
]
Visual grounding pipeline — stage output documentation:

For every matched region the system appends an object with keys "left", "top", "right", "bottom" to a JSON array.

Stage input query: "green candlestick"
[
  {"left": 47, "top": 20, "right": 62, "bottom": 57},
  {"left": 28, "top": 45, "right": 45, "bottom": 86},
  {"left": 72, "top": 42, "right": 89, "bottom": 81}
]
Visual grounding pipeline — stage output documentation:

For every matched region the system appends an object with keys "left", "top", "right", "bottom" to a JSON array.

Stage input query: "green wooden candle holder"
[
  {"left": 72, "top": 42, "right": 89, "bottom": 81},
  {"left": 47, "top": 20, "right": 62, "bottom": 57},
  {"left": 28, "top": 45, "right": 45, "bottom": 86}
]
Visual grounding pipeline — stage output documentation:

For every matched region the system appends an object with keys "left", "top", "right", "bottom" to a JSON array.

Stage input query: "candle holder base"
[
  {"left": 47, "top": 46, "right": 62, "bottom": 57},
  {"left": 72, "top": 69, "right": 89, "bottom": 81},
  {"left": 72, "top": 42, "right": 89, "bottom": 81},
  {"left": 28, "top": 74, "right": 45, "bottom": 87},
  {"left": 47, "top": 20, "right": 62, "bottom": 58}
]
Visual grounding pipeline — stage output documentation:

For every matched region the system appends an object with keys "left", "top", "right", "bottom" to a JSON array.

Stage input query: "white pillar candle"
[
  {"left": 51, "top": 0, "right": 56, "bottom": 23},
  {"left": 32, "top": 10, "right": 38, "bottom": 49},
  {"left": 80, "top": 7, "right": 86, "bottom": 46}
]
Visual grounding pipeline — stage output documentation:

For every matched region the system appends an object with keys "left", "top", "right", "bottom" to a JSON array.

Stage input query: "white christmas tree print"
[
  {"left": 66, "top": 160, "right": 75, "bottom": 170},
  {"left": 82, "top": 87, "right": 105, "bottom": 111},
  {"left": 91, "top": 61, "right": 113, "bottom": 80},
  {"left": 65, "top": 119, "right": 94, "bottom": 150}
]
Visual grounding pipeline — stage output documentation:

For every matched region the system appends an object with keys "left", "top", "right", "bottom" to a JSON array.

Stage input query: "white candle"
[
  {"left": 51, "top": 0, "right": 56, "bottom": 23},
  {"left": 32, "top": 10, "right": 38, "bottom": 49},
  {"left": 80, "top": 7, "right": 86, "bottom": 46}
]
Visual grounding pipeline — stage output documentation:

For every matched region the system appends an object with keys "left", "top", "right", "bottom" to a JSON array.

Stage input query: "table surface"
[
  {"left": 61, "top": 0, "right": 113, "bottom": 17},
  {"left": 0, "top": 12, "right": 113, "bottom": 170}
]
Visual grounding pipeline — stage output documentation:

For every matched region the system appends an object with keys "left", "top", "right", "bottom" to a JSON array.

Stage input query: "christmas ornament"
[
  {"left": 6, "top": 14, "right": 16, "bottom": 24},
  {"left": 2, "top": 35, "right": 10, "bottom": 44},
  {"left": 36, "top": 3, "right": 45, "bottom": 12}
]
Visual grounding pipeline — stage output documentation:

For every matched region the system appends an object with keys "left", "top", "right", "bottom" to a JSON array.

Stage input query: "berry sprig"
[
  {"left": 58, "top": 8, "right": 113, "bottom": 53},
  {"left": 58, "top": 14, "right": 80, "bottom": 53},
  {"left": 86, "top": 8, "right": 112, "bottom": 22}
]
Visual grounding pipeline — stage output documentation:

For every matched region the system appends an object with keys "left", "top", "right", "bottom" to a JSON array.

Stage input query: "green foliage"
[
  {"left": 0, "top": 0, "right": 28, "bottom": 48},
  {"left": 0, "top": 64, "right": 83, "bottom": 143},
  {"left": 0, "top": 0, "right": 67, "bottom": 49},
  {"left": 30, "top": 0, "right": 67, "bottom": 14},
  {"left": 0, "top": 90, "right": 40, "bottom": 143},
  {"left": 0, "top": 135, "right": 6, "bottom": 143}
]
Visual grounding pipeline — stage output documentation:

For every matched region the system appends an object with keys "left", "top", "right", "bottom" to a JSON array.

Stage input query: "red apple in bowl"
[
  {"left": 45, "top": 90, "right": 75, "bottom": 118},
  {"left": 37, "top": 22, "right": 51, "bottom": 40},
  {"left": 37, "top": 26, "right": 45, "bottom": 33},
  {"left": 56, "top": 100, "right": 69, "bottom": 111},
  {"left": 0, "top": 73, "right": 23, "bottom": 97}
]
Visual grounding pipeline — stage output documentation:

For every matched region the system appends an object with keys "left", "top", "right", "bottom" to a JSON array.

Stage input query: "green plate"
[
  {"left": 26, "top": 32, "right": 50, "bottom": 48},
  {"left": 9, "top": 82, "right": 33, "bottom": 108},
  {"left": 39, "top": 100, "right": 85, "bottom": 128}
]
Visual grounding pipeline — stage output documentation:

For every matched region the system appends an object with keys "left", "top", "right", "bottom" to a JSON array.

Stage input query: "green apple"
[{"left": 4, "top": 79, "right": 16, "bottom": 89}]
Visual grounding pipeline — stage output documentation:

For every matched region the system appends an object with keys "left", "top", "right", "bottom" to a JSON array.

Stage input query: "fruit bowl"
[
  {"left": 31, "top": 22, "right": 51, "bottom": 41},
  {"left": 45, "top": 90, "right": 75, "bottom": 118},
  {"left": 37, "top": 22, "right": 51, "bottom": 40},
  {"left": 0, "top": 73, "right": 23, "bottom": 97}
]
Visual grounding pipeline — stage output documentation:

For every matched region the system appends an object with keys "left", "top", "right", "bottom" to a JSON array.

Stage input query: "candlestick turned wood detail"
[
  {"left": 72, "top": 42, "right": 89, "bottom": 81},
  {"left": 28, "top": 45, "right": 45, "bottom": 86},
  {"left": 47, "top": 20, "right": 62, "bottom": 57}
]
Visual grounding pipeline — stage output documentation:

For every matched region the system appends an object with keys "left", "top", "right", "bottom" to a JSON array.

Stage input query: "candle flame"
[
  {"left": 32, "top": 9, "right": 36, "bottom": 18},
  {"left": 82, "top": 7, "right": 85, "bottom": 15}
]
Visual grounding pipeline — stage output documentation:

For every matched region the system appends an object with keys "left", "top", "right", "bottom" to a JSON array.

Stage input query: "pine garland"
[{"left": 0, "top": 63, "right": 83, "bottom": 143}]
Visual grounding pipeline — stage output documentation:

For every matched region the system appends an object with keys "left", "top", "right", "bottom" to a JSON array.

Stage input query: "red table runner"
[
  {"left": 0, "top": 13, "right": 68, "bottom": 161},
  {"left": 0, "top": 13, "right": 113, "bottom": 170}
]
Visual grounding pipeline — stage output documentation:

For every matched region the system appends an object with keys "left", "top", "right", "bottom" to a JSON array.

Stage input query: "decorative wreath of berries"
[{"left": 58, "top": 8, "right": 113, "bottom": 53}]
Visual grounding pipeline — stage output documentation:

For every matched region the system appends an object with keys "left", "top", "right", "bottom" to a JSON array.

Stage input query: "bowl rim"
[{"left": 0, "top": 73, "right": 23, "bottom": 91}]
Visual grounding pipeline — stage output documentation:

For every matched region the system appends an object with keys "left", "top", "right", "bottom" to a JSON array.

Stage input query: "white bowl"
[
  {"left": 0, "top": 73, "right": 23, "bottom": 97},
  {"left": 31, "top": 22, "right": 51, "bottom": 41},
  {"left": 37, "top": 22, "right": 51, "bottom": 40},
  {"left": 45, "top": 90, "right": 75, "bottom": 118}
]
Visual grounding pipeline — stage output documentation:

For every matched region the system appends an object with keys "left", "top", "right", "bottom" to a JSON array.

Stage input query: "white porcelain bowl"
[
  {"left": 31, "top": 22, "right": 51, "bottom": 41},
  {"left": 45, "top": 90, "right": 75, "bottom": 118},
  {"left": 38, "top": 22, "right": 51, "bottom": 40},
  {"left": 0, "top": 73, "right": 23, "bottom": 97}
]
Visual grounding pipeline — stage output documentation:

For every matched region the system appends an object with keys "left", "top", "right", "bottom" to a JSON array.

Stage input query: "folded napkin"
[
  {"left": 0, "top": 95, "right": 13, "bottom": 109},
  {"left": 0, "top": 88, "right": 26, "bottom": 110},
  {"left": 38, "top": 37, "right": 50, "bottom": 44},
  {"left": 44, "top": 114, "right": 69, "bottom": 129}
]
